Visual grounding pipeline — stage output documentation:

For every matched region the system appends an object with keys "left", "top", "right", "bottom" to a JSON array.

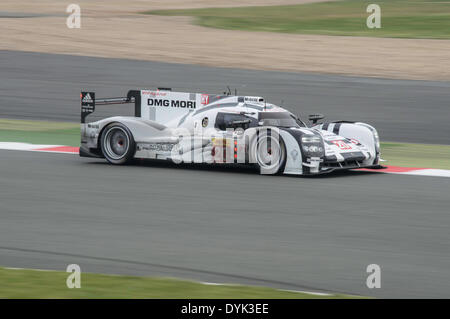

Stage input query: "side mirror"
[{"left": 308, "top": 114, "right": 324, "bottom": 125}]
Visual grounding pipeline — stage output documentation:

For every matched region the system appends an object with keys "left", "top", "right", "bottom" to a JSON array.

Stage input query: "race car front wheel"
[
  {"left": 100, "top": 123, "right": 135, "bottom": 165},
  {"left": 252, "top": 131, "right": 286, "bottom": 175}
]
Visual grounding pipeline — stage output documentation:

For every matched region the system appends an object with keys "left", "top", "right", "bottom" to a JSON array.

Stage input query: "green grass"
[
  {"left": 381, "top": 142, "right": 450, "bottom": 169},
  {"left": 0, "top": 119, "right": 80, "bottom": 146},
  {"left": 1, "top": 118, "right": 449, "bottom": 169},
  {"left": 0, "top": 267, "right": 354, "bottom": 298},
  {"left": 145, "top": 0, "right": 450, "bottom": 39}
]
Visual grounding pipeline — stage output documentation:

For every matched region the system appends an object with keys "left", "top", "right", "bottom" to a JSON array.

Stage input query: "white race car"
[{"left": 80, "top": 89, "right": 383, "bottom": 175}]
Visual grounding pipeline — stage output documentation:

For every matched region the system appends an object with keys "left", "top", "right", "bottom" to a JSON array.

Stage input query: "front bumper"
[{"left": 300, "top": 150, "right": 379, "bottom": 175}]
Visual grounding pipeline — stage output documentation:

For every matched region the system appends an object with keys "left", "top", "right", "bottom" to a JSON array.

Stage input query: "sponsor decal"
[
  {"left": 244, "top": 96, "right": 263, "bottom": 103},
  {"left": 147, "top": 98, "right": 196, "bottom": 109},
  {"left": 82, "top": 93, "right": 93, "bottom": 104},
  {"left": 137, "top": 143, "right": 174, "bottom": 152},
  {"left": 81, "top": 92, "right": 95, "bottom": 117},
  {"left": 332, "top": 140, "right": 352, "bottom": 150},
  {"left": 201, "top": 94, "right": 209, "bottom": 105},
  {"left": 307, "top": 157, "right": 323, "bottom": 163},
  {"left": 202, "top": 117, "right": 209, "bottom": 128},
  {"left": 212, "top": 138, "right": 231, "bottom": 147},
  {"left": 141, "top": 90, "right": 168, "bottom": 96}
]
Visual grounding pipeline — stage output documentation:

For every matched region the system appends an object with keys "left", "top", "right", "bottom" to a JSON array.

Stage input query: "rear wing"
[
  {"left": 81, "top": 88, "right": 237, "bottom": 124},
  {"left": 80, "top": 90, "right": 141, "bottom": 123}
]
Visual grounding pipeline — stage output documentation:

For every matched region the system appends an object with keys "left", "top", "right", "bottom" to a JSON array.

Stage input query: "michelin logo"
[{"left": 148, "top": 98, "right": 196, "bottom": 109}]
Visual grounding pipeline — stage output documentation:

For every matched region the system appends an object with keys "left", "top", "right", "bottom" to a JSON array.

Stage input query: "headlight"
[{"left": 302, "top": 136, "right": 321, "bottom": 143}]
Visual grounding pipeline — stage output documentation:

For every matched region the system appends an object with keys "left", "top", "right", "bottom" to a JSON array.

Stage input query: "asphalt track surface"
[
  {"left": 1, "top": 50, "right": 450, "bottom": 144},
  {"left": 1, "top": 150, "right": 450, "bottom": 298},
  {"left": 1, "top": 50, "right": 450, "bottom": 298}
]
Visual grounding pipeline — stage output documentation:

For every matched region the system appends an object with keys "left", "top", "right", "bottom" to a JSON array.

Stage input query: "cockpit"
[
  {"left": 214, "top": 111, "right": 306, "bottom": 131},
  {"left": 258, "top": 112, "right": 306, "bottom": 128}
]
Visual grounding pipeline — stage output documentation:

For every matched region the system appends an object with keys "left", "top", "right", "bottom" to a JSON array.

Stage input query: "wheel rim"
[
  {"left": 256, "top": 135, "right": 284, "bottom": 170},
  {"left": 104, "top": 127, "right": 129, "bottom": 160}
]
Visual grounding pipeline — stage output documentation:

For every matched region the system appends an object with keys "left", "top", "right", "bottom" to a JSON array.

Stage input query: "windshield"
[{"left": 259, "top": 112, "right": 305, "bottom": 128}]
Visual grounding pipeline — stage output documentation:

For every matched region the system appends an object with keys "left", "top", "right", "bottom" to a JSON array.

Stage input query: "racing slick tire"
[
  {"left": 251, "top": 130, "right": 287, "bottom": 175},
  {"left": 100, "top": 123, "right": 136, "bottom": 165}
]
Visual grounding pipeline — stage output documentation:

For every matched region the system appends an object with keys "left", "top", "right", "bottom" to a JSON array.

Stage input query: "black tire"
[
  {"left": 251, "top": 130, "right": 287, "bottom": 175},
  {"left": 100, "top": 123, "right": 135, "bottom": 165}
]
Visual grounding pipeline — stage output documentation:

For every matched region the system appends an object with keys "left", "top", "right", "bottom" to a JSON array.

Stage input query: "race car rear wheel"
[
  {"left": 252, "top": 131, "right": 286, "bottom": 175},
  {"left": 101, "top": 123, "right": 135, "bottom": 165}
]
